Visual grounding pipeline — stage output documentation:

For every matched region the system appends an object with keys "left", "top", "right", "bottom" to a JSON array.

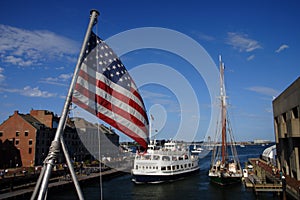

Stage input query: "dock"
[
  {"left": 0, "top": 167, "right": 127, "bottom": 199},
  {"left": 244, "top": 158, "right": 300, "bottom": 199},
  {"left": 244, "top": 174, "right": 282, "bottom": 192}
]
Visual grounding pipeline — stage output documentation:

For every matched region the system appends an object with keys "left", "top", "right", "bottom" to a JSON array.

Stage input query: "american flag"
[{"left": 72, "top": 32, "right": 149, "bottom": 149}]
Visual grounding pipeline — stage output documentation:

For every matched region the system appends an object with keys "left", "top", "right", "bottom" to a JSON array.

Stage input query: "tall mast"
[{"left": 219, "top": 55, "right": 227, "bottom": 164}]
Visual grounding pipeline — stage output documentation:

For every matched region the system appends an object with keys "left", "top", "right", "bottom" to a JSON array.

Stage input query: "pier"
[
  {"left": 0, "top": 167, "right": 127, "bottom": 199},
  {"left": 244, "top": 158, "right": 300, "bottom": 199}
]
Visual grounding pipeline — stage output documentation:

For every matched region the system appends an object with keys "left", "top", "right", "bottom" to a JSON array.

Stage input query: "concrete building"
[
  {"left": 273, "top": 77, "right": 300, "bottom": 198},
  {"left": 71, "top": 117, "right": 120, "bottom": 161}
]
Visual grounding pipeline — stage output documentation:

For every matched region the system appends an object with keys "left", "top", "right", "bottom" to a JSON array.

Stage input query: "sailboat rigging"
[{"left": 208, "top": 56, "right": 243, "bottom": 185}]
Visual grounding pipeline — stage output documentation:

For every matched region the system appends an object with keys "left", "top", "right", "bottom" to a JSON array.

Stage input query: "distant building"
[
  {"left": 0, "top": 110, "right": 119, "bottom": 168},
  {"left": 72, "top": 117, "right": 120, "bottom": 160},
  {"left": 273, "top": 77, "right": 300, "bottom": 198},
  {"left": 253, "top": 139, "right": 271, "bottom": 144}
]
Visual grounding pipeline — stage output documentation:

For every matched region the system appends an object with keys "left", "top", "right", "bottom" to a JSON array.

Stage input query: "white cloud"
[
  {"left": 227, "top": 32, "right": 262, "bottom": 52},
  {"left": 56, "top": 66, "right": 65, "bottom": 70},
  {"left": 40, "top": 73, "right": 73, "bottom": 86},
  {"left": 0, "top": 86, "right": 56, "bottom": 98},
  {"left": 140, "top": 90, "right": 170, "bottom": 99},
  {"left": 140, "top": 89, "right": 180, "bottom": 114},
  {"left": 58, "top": 73, "right": 73, "bottom": 81},
  {"left": 0, "top": 67, "right": 5, "bottom": 84},
  {"left": 193, "top": 31, "right": 215, "bottom": 41},
  {"left": 247, "top": 86, "right": 279, "bottom": 97},
  {"left": 0, "top": 24, "right": 79, "bottom": 67},
  {"left": 275, "top": 44, "right": 289, "bottom": 53},
  {"left": 247, "top": 55, "right": 255, "bottom": 61},
  {"left": 21, "top": 86, "right": 56, "bottom": 97},
  {"left": 2, "top": 55, "right": 34, "bottom": 67}
]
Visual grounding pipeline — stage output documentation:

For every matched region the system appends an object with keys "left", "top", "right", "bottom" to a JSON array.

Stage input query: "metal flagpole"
[
  {"left": 32, "top": 10, "right": 100, "bottom": 200},
  {"left": 30, "top": 163, "right": 46, "bottom": 200},
  {"left": 60, "top": 136, "right": 84, "bottom": 200}
]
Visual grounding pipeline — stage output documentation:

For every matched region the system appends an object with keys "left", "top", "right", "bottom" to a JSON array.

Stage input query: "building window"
[
  {"left": 16, "top": 131, "right": 20, "bottom": 137},
  {"left": 8, "top": 139, "right": 13, "bottom": 145},
  {"left": 29, "top": 148, "right": 32, "bottom": 154},
  {"left": 15, "top": 140, "right": 19, "bottom": 145},
  {"left": 29, "top": 140, "right": 33, "bottom": 145},
  {"left": 292, "top": 107, "right": 299, "bottom": 119},
  {"left": 274, "top": 117, "right": 279, "bottom": 125},
  {"left": 282, "top": 113, "right": 287, "bottom": 123},
  {"left": 0, "top": 132, "right": 3, "bottom": 137},
  {"left": 25, "top": 131, "right": 29, "bottom": 137}
]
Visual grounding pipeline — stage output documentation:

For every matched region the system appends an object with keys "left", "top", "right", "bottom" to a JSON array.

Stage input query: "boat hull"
[
  {"left": 209, "top": 175, "right": 241, "bottom": 186},
  {"left": 132, "top": 167, "right": 200, "bottom": 184}
]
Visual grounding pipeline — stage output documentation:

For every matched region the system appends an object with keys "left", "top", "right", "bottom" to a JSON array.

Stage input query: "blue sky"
[{"left": 0, "top": 0, "right": 299, "bottom": 142}]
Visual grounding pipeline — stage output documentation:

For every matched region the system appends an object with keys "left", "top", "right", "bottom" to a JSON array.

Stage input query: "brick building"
[
  {"left": 0, "top": 110, "right": 88, "bottom": 167},
  {"left": 0, "top": 109, "right": 121, "bottom": 168},
  {"left": 0, "top": 110, "right": 51, "bottom": 167}
]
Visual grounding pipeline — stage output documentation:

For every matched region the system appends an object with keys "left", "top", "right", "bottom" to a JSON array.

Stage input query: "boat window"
[
  {"left": 136, "top": 165, "right": 138, "bottom": 170},
  {"left": 167, "top": 166, "right": 171, "bottom": 171},
  {"left": 172, "top": 156, "right": 177, "bottom": 161},
  {"left": 145, "top": 155, "right": 151, "bottom": 160},
  {"left": 181, "top": 165, "right": 183, "bottom": 169},
  {"left": 172, "top": 166, "right": 175, "bottom": 170},
  {"left": 177, "top": 165, "right": 179, "bottom": 169},
  {"left": 188, "top": 163, "right": 191, "bottom": 168},
  {"left": 161, "top": 166, "right": 166, "bottom": 171},
  {"left": 184, "top": 164, "right": 187, "bottom": 168},
  {"left": 153, "top": 155, "right": 160, "bottom": 160},
  {"left": 162, "top": 156, "right": 170, "bottom": 161}
]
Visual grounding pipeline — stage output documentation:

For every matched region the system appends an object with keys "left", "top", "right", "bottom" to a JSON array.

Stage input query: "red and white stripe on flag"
[{"left": 72, "top": 32, "right": 149, "bottom": 149}]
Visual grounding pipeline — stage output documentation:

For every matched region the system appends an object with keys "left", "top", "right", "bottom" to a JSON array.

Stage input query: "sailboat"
[{"left": 208, "top": 56, "right": 243, "bottom": 185}]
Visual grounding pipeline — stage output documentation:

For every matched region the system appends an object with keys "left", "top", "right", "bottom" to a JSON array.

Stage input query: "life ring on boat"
[
  {"left": 137, "top": 147, "right": 147, "bottom": 155},
  {"left": 137, "top": 150, "right": 147, "bottom": 156}
]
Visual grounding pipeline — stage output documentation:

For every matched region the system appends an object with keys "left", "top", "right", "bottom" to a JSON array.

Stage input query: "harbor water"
[{"left": 48, "top": 144, "right": 281, "bottom": 200}]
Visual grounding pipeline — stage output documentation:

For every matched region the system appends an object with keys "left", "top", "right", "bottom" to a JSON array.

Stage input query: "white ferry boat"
[
  {"left": 191, "top": 144, "right": 204, "bottom": 154},
  {"left": 131, "top": 140, "right": 200, "bottom": 184}
]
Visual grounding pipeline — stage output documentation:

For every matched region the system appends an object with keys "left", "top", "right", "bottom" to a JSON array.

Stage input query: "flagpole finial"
[
  {"left": 90, "top": 9, "right": 100, "bottom": 17},
  {"left": 90, "top": 9, "right": 100, "bottom": 25}
]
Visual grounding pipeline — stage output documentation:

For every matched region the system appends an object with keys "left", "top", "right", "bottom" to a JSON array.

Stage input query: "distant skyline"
[{"left": 0, "top": 0, "right": 300, "bottom": 142}]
